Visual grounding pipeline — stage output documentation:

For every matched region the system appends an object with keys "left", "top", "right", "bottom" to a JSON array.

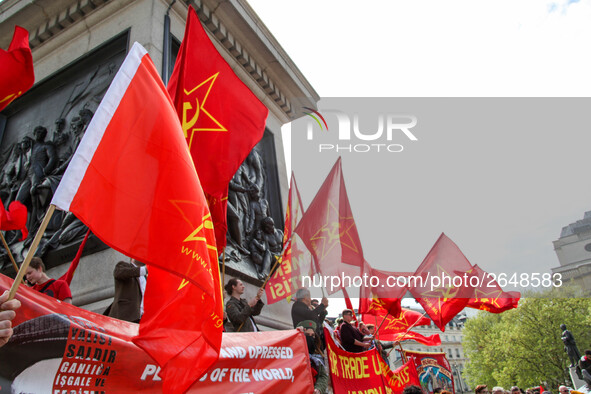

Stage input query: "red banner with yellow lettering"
[
  {"left": 324, "top": 328, "right": 420, "bottom": 394},
  {"left": 0, "top": 274, "right": 313, "bottom": 393}
]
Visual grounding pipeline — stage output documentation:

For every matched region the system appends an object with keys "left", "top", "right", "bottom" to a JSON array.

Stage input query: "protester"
[
  {"left": 311, "top": 298, "right": 328, "bottom": 324},
  {"left": 403, "top": 385, "right": 423, "bottom": 394},
  {"left": 492, "top": 387, "right": 505, "bottom": 394},
  {"left": 291, "top": 288, "right": 328, "bottom": 328},
  {"left": 475, "top": 385, "right": 489, "bottom": 394},
  {"left": 225, "top": 278, "right": 264, "bottom": 332},
  {"left": 511, "top": 387, "right": 522, "bottom": 394},
  {"left": 25, "top": 257, "right": 72, "bottom": 303},
  {"left": 441, "top": 390, "right": 452, "bottom": 394},
  {"left": 366, "top": 323, "right": 394, "bottom": 366},
  {"left": 296, "top": 320, "right": 328, "bottom": 394},
  {"left": 579, "top": 349, "right": 591, "bottom": 387},
  {"left": 558, "top": 386, "right": 571, "bottom": 394},
  {"left": 0, "top": 290, "right": 21, "bottom": 348},
  {"left": 105, "top": 259, "right": 147, "bottom": 323},
  {"left": 433, "top": 388, "right": 443, "bottom": 394},
  {"left": 339, "top": 309, "right": 370, "bottom": 353}
]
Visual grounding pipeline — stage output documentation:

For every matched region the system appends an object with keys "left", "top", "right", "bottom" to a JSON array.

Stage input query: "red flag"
[
  {"left": 0, "top": 26, "right": 34, "bottom": 112},
  {"left": 382, "top": 330, "right": 441, "bottom": 346},
  {"left": 408, "top": 233, "right": 474, "bottom": 331},
  {"left": 0, "top": 200, "right": 28, "bottom": 240},
  {"left": 167, "top": 6, "right": 268, "bottom": 251},
  {"left": 465, "top": 264, "right": 520, "bottom": 313},
  {"left": 367, "top": 308, "right": 431, "bottom": 338},
  {"left": 294, "top": 157, "right": 363, "bottom": 293},
  {"left": 358, "top": 260, "right": 407, "bottom": 318},
  {"left": 265, "top": 173, "right": 307, "bottom": 304},
  {"left": 59, "top": 228, "right": 91, "bottom": 285},
  {"left": 381, "top": 359, "right": 421, "bottom": 392},
  {"left": 51, "top": 43, "right": 223, "bottom": 393}
]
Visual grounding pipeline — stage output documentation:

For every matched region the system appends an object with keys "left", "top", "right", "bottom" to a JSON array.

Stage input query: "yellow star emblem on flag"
[
  {"left": 309, "top": 200, "right": 360, "bottom": 260},
  {"left": 182, "top": 73, "right": 227, "bottom": 149}
]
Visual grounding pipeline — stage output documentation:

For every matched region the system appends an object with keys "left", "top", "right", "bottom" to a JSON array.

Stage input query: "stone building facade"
[
  {"left": 0, "top": 0, "right": 318, "bottom": 330},
  {"left": 552, "top": 211, "right": 591, "bottom": 293}
]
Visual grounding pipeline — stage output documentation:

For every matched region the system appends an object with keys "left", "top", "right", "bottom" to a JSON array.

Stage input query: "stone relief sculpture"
[
  {"left": 222, "top": 146, "right": 283, "bottom": 282},
  {"left": 0, "top": 107, "right": 94, "bottom": 266}
]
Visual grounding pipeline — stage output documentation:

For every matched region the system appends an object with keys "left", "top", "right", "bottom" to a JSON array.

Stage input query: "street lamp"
[{"left": 452, "top": 363, "right": 464, "bottom": 394}]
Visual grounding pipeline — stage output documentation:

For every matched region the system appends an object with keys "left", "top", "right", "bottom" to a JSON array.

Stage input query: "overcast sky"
[{"left": 247, "top": 0, "right": 591, "bottom": 314}]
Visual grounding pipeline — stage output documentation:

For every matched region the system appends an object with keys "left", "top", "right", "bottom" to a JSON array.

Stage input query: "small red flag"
[
  {"left": 0, "top": 26, "right": 34, "bottom": 112},
  {"left": 383, "top": 330, "right": 441, "bottom": 346},
  {"left": 59, "top": 229, "right": 91, "bottom": 286},
  {"left": 265, "top": 173, "right": 307, "bottom": 304},
  {"left": 167, "top": 6, "right": 268, "bottom": 251},
  {"left": 51, "top": 43, "right": 222, "bottom": 393},
  {"left": 0, "top": 200, "right": 28, "bottom": 240},
  {"left": 294, "top": 157, "right": 363, "bottom": 293},
  {"left": 465, "top": 264, "right": 520, "bottom": 313},
  {"left": 408, "top": 233, "right": 474, "bottom": 331},
  {"left": 358, "top": 260, "right": 407, "bottom": 318},
  {"left": 365, "top": 307, "right": 431, "bottom": 338}
]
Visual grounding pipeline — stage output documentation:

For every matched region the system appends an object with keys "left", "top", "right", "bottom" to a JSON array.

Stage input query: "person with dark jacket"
[
  {"left": 106, "top": 259, "right": 147, "bottom": 323},
  {"left": 339, "top": 309, "right": 370, "bottom": 353},
  {"left": 296, "top": 320, "right": 328, "bottom": 394},
  {"left": 225, "top": 278, "right": 264, "bottom": 332},
  {"left": 291, "top": 288, "right": 328, "bottom": 328}
]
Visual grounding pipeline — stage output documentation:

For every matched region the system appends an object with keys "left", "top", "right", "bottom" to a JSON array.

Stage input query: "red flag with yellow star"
[
  {"left": 363, "top": 307, "right": 430, "bottom": 337},
  {"left": 294, "top": 157, "right": 364, "bottom": 294},
  {"left": 167, "top": 6, "right": 268, "bottom": 251},
  {"left": 358, "top": 260, "right": 408, "bottom": 318},
  {"left": 408, "top": 233, "right": 474, "bottom": 331},
  {"left": 265, "top": 173, "right": 310, "bottom": 304},
  {"left": 384, "top": 330, "right": 441, "bottom": 346},
  {"left": 0, "top": 26, "right": 34, "bottom": 112},
  {"left": 465, "top": 264, "right": 520, "bottom": 313},
  {"left": 52, "top": 43, "right": 223, "bottom": 393}
]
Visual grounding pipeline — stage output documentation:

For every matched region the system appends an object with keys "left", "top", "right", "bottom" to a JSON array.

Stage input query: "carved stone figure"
[
  {"left": 246, "top": 185, "right": 270, "bottom": 238},
  {"left": 259, "top": 216, "right": 283, "bottom": 279},
  {"left": 561, "top": 323, "right": 581, "bottom": 368},
  {"left": 15, "top": 126, "right": 57, "bottom": 232},
  {"left": 227, "top": 164, "right": 251, "bottom": 254}
]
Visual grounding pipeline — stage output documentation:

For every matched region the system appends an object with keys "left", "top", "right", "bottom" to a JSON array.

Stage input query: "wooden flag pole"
[
  {"left": 260, "top": 255, "right": 281, "bottom": 290},
  {"left": 376, "top": 311, "right": 391, "bottom": 333},
  {"left": 8, "top": 204, "right": 56, "bottom": 300},
  {"left": 0, "top": 231, "right": 21, "bottom": 276}
]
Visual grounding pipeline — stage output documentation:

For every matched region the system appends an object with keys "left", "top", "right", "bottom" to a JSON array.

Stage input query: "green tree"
[{"left": 463, "top": 286, "right": 591, "bottom": 391}]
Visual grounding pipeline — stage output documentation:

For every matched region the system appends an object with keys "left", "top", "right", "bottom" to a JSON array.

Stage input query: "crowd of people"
[
  {"left": 3, "top": 270, "right": 590, "bottom": 394},
  {"left": 472, "top": 384, "right": 586, "bottom": 394}
]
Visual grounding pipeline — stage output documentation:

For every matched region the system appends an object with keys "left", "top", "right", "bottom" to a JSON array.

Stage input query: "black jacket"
[
  {"left": 226, "top": 296, "right": 264, "bottom": 332},
  {"left": 291, "top": 300, "right": 327, "bottom": 328}
]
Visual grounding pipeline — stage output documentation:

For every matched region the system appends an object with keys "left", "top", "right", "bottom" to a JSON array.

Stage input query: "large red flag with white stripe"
[{"left": 51, "top": 42, "right": 222, "bottom": 393}]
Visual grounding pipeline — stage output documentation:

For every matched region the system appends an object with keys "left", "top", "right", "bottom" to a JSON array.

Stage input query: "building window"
[{"left": 585, "top": 243, "right": 591, "bottom": 252}]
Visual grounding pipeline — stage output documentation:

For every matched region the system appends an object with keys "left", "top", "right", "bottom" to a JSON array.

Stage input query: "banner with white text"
[{"left": 0, "top": 274, "right": 313, "bottom": 393}]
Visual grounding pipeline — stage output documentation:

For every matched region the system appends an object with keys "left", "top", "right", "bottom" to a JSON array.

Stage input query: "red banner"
[
  {"left": 0, "top": 274, "right": 313, "bottom": 393},
  {"left": 324, "top": 328, "right": 420, "bottom": 394},
  {"left": 403, "top": 350, "right": 455, "bottom": 394}
]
